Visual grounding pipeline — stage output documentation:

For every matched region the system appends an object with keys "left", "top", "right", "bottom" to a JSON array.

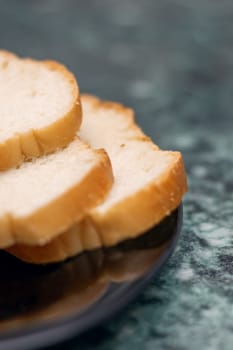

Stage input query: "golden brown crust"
[
  {"left": 7, "top": 216, "right": 104, "bottom": 263},
  {"left": 91, "top": 152, "right": 187, "bottom": 246},
  {"left": 82, "top": 94, "right": 134, "bottom": 115},
  {"left": 79, "top": 94, "right": 187, "bottom": 245},
  {"left": 0, "top": 52, "right": 82, "bottom": 170},
  {"left": 8, "top": 95, "right": 187, "bottom": 264},
  {"left": 2, "top": 147, "right": 113, "bottom": 248},
  {"left": 81, "top": 94, "right": 160, "bottom": 149},
  {"left": 7, "top": 220, "right": 97, "bottom": 264},
  {"left": 0, "top": 50, "right": 18, "bottom": 63}
]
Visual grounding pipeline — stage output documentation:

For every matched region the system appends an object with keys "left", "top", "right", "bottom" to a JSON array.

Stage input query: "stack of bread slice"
[{"left": 0, "top": 51, "right": 187, "bottom": 264}]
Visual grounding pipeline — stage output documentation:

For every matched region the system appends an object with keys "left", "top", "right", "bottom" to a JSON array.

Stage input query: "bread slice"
[
  {"left": 8, "top": 95, "right": 187, "bottom": 264},
  {"left": 0, "top": 50, "right": 82, "bottom": 170},
  {"left": 0, "top": 137, "right": 113, "bottom": 248}
]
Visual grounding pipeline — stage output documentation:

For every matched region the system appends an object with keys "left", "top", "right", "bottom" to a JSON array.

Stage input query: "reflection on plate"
[{"left": 0, "top": 206, "right": 182, "bottom": 350}]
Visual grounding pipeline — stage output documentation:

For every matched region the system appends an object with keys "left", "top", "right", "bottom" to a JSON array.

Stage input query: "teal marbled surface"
[{"left": 0, "top": 0, "right": 232, "bottom": 349}]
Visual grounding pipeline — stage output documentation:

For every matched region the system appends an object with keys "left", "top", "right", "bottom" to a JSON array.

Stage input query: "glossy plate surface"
[{"left": 0, "top": 206, "right": 182, "bottom": 350}]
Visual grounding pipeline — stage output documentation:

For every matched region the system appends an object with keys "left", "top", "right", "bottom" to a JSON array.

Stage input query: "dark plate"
[{"left": 0, "top": 206, "right": 182, "bottom": 350}]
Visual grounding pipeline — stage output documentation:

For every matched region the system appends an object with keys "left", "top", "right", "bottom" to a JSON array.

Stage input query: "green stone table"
[{"left": 0, "top": 1, "right": 232, "bottom": 349}]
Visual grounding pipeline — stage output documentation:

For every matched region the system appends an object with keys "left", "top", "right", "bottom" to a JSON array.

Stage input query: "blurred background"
[
  {"left": 1, "top": 0, "right": 232, "bottom": 140},
  {"left": 0, "top": 1, "right": 232, "bottom": 164},
  {"left": 0, "top": 1, "right": 232, "bottom": 349}
]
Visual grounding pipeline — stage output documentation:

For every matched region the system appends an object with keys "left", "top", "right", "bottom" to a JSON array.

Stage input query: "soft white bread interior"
[
  {"left": 0, "top": 50, "right": 82, "bottom": 170},
  {"left": 0, "top": 137, "right": 113, "bottom": 248},
  {"left": 8, "top": 95, "right": 187, "bottom": 264}
]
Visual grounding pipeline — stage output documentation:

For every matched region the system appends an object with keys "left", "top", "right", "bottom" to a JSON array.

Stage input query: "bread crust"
[
  {"left": 8, "top": 95, "right": 187, "bottom": 264},
  {"left": 0, "top": 52, "right": 82, "bottom": 170},
  {"left": 8, "top": 152, "right": 186, "bottom": 263},
  {"left": 7, "top": 218, "right": 101, "bottom": 263},
  {"left": 91, "top": 152, "right": 187, "bottom": 245},
  {"left": 81, "top": 94, "right": 160, "bottom": 149},
  {"left": 2, "top": 147, "right": 113, "bottom": 248},
  {"left": 79, "top": 95, "right": 188, "bottom": 245}
]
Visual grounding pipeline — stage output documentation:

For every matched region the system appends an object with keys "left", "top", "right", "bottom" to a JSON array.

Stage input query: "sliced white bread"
[
  {"left": 8, "top": 95, "right": 187, "bottom": 264},
  {"left": 0, "top": 50, "right": 82, "bottom": 170},
  {"left": 0, "top": 137, "right": 113, "bottom": 248}
]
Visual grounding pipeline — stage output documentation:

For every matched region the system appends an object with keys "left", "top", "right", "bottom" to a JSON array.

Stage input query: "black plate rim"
[{"left": 0, "top": 205, "right": 183, "bottom": 350}]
